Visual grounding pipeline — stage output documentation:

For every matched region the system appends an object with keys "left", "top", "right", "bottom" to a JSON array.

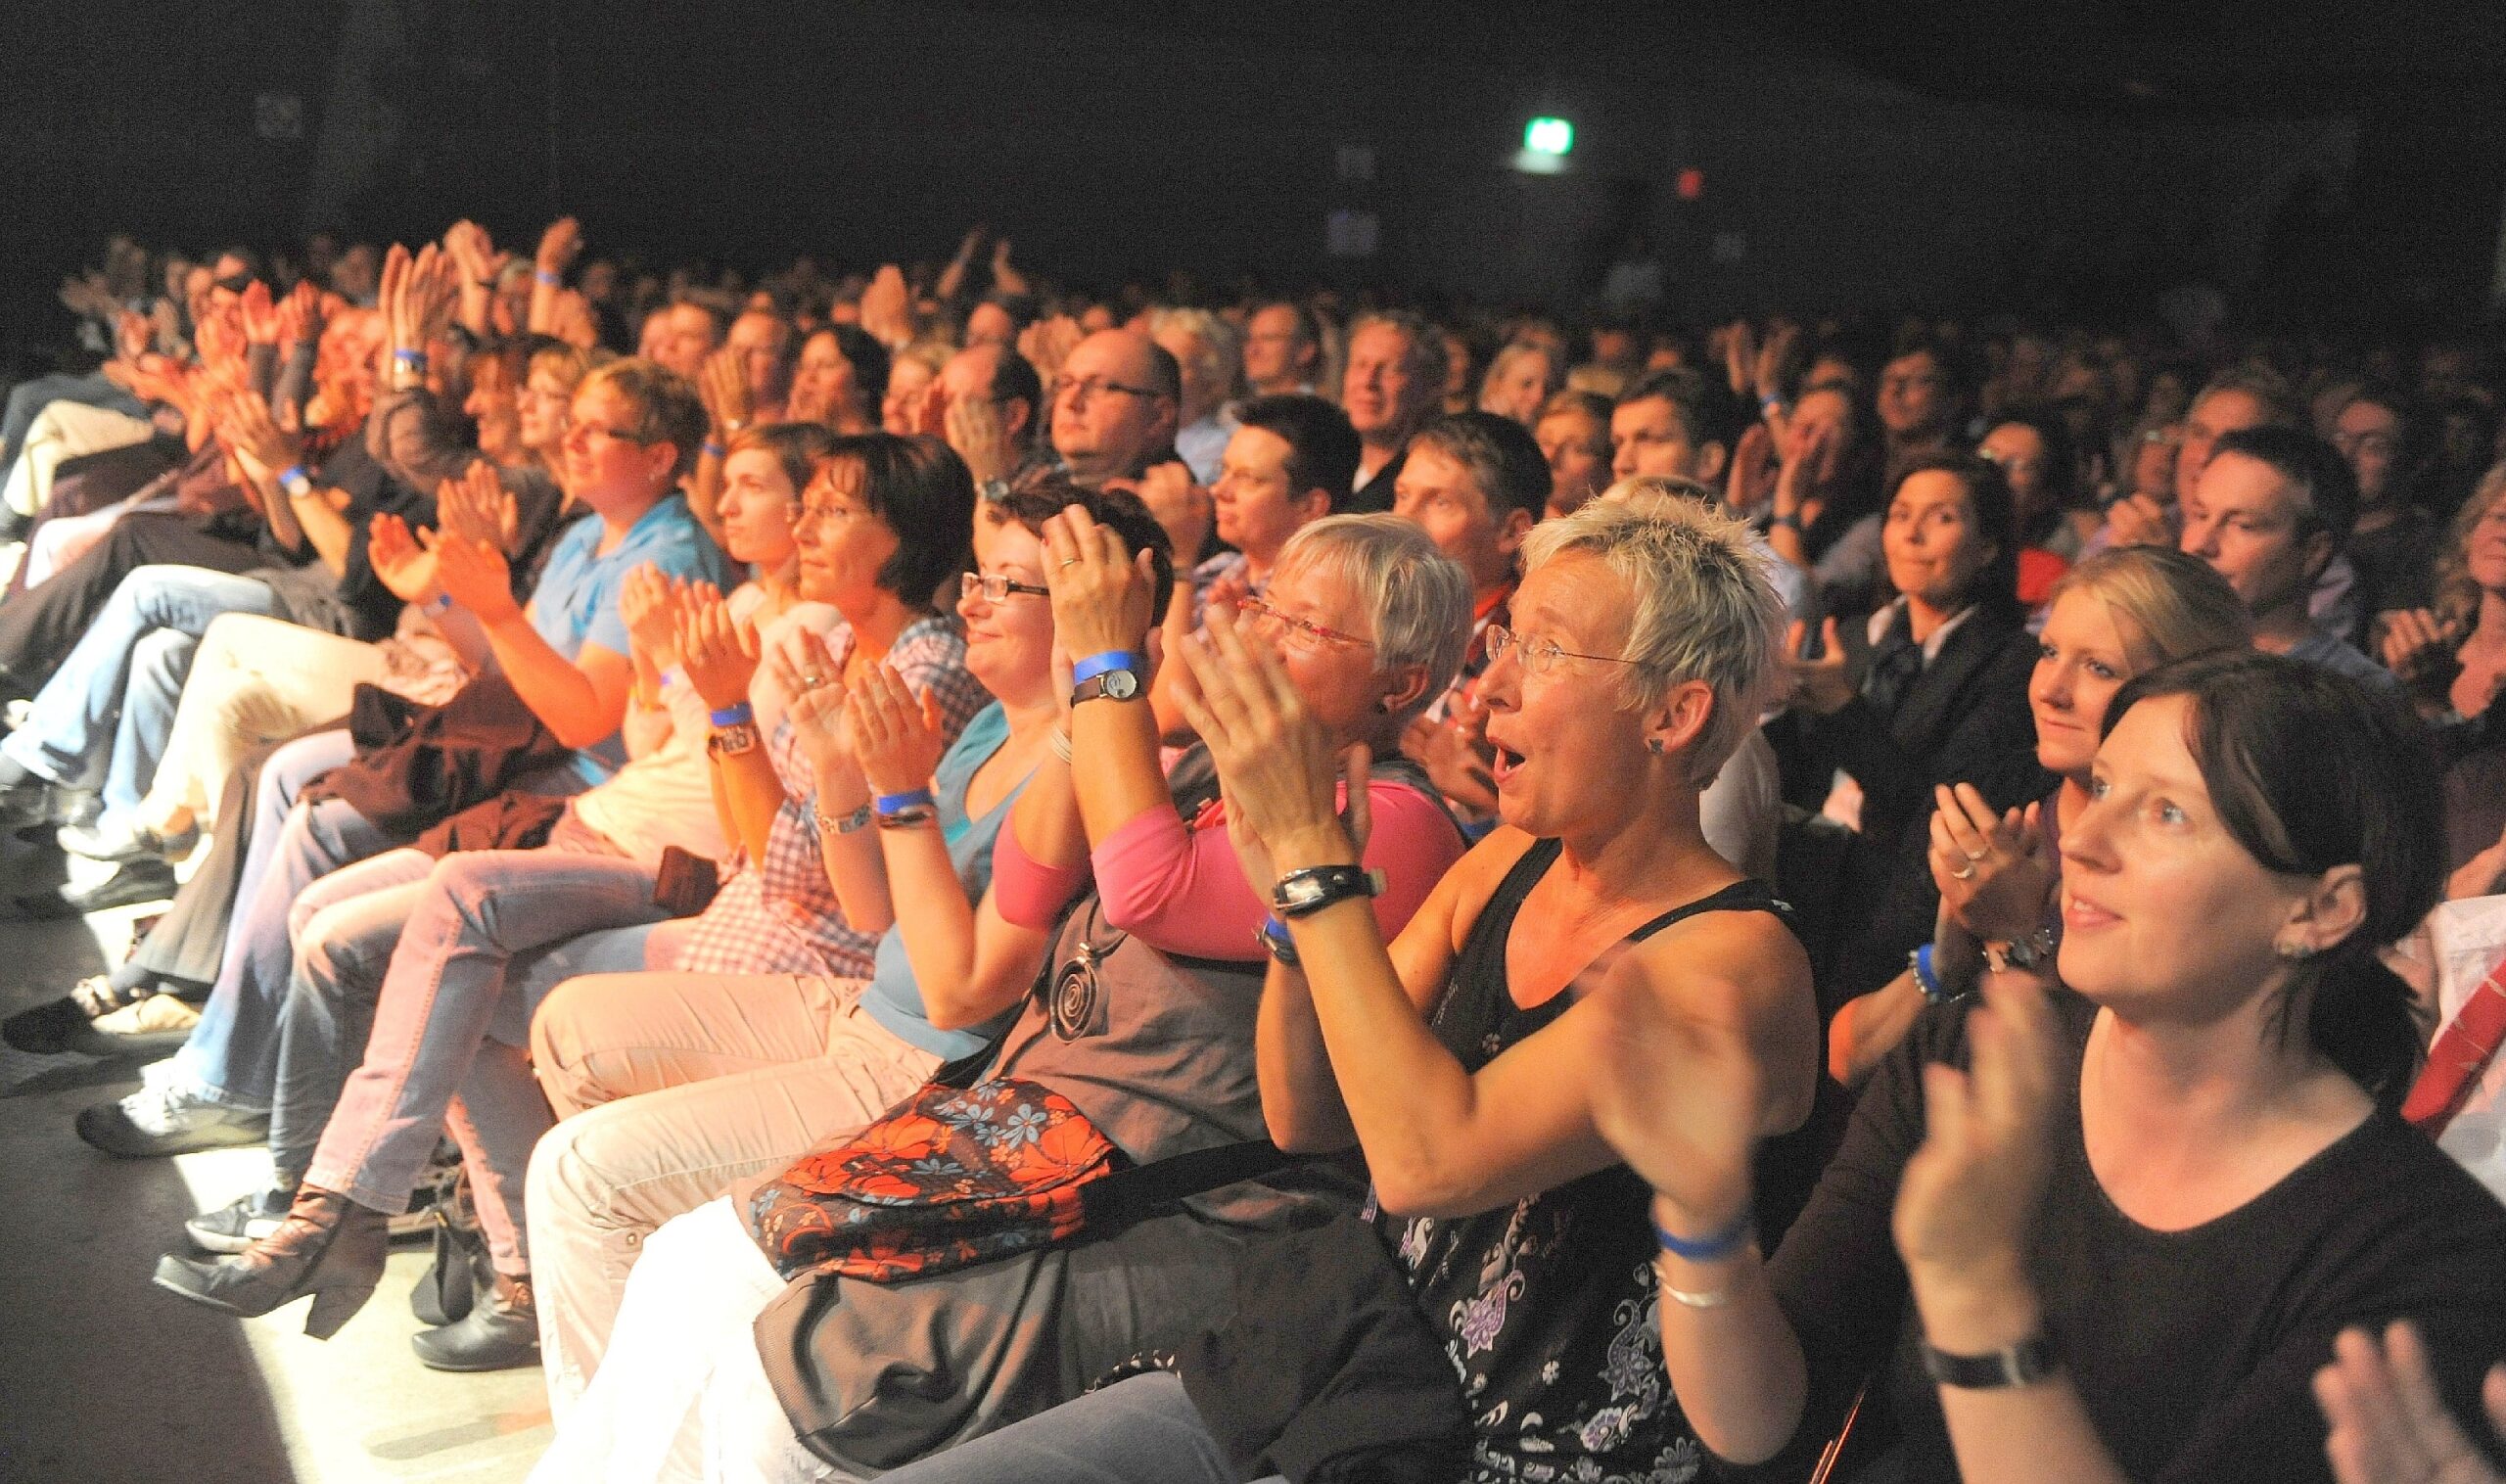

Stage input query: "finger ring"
[
  {"left": 802, "top": 673, "right": 825, "bottom": 688},
  {"left": 1965, "top": 849, "right": 1988, "bottom": 862},
  {"left": 1060, "top": 558, "right": 1082, "bottom": 568},
  {"left": 1951, "top": 863, "right": 1976, "bottom": 880}
]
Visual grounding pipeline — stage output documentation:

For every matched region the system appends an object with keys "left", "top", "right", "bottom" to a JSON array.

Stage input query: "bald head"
[{"left": 1049, "top": 329, "right": 1180, "bottom": 486}]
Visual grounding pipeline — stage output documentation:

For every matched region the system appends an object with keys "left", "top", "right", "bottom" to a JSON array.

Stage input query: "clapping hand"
[
  {"left": 1041, "top": 504, "right": 1162, "bottom": 660},
  {"left": 437, "top": 460, "right": 518, "bottom": 552},
  {"left": 859, "top": 264, "right": 912, "bottom": 348},
  {"left": 1118, "top": 461, "right": 1212, "bottom": 569},
  {"left": 618, "top": 562, "right": 688, "bottom": 671},
  {"left": 847, "top": 662, "right": 949, "bottom": 798},
  {"left": 421, "top": 523, "right": 521, "bottom": 625},
  {"left": 366, "top": 513, "right": 439, "bottom": 604},
  {"left": 238, "top": 280, "right": 282, "bottom": 345},
  {"left": 769, "top": 628, "right": 859, "bottom": 781},
  {"left": 1930, "top": 784, "right": 2054, "bottom": 945},
  {"left": 943, "top": 387, "right": 1018, "bottom": 486},
  {"left": 2315, "top": 1322, "right": 2506, "bottom": 1484},
  {"left": 1891, "top": 972, "right": 2065, "bottom": 1345},
  {"left": 673, "top": 584, "right": 760, "bottom": 711},
  {"left": 535, "top": 216, "right": 582, "bottom": 279},
  {"left": 2380, "top": 609, "right": 2462, "bottom": 695},
  {"left": 1018, "top": 313, "right": 1083, "bottom": 389},
  {"left": 699, "top": 347, "right": 753, "bottom": 441},
  {"left": 1783, "top": 618, "right": 1855, "bottom": 716},
  {"left": 1169, "top": 604, "right": 1356, "bottom": 878}
]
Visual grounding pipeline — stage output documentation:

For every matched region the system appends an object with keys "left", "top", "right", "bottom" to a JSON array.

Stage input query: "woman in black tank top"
[{"left": 1169, "top": 494, "right": 1822, "bottom": 1480}]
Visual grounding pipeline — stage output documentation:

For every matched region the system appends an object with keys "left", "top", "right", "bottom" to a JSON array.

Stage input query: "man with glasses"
[
  {"left": 1047, "top": 329, "right": 1180, "bottom": 490},
  {"left": 1876, "top": 339, "right": 1967, "bottom": 479}
]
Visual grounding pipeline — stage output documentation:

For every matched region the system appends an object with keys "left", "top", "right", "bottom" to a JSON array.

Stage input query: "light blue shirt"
[
  {"left": 858, "top": 704, "right": 1034, "bottom": 1060},
  {"left": 528, "top": 491, "right": 733, "bottom": 781}
]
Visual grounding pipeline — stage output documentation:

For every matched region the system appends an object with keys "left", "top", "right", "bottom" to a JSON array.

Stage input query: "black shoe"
[
  {"left": 411, "top": 1273, "right": 539, "bottom": 1371},
  {"left": 74, "top": 1081, "right": 269, "bottom": 1159},
  {"left": 60, "top": 857, "right": 178, "bottom": 913},
  {"left": 185, "top": 1187, "right": 293, "bottom": 1255},
  {"left": 4, "top": 975, "right": 190, "bottom": 1057},
  {"left": 0, "top": 777, "right": 52, "bottom": 831},
  {"left": 153, "top": 1186, "right": 390, "bottom": 1339}
]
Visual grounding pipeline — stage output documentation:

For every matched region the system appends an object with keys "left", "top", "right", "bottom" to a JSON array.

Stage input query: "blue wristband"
[
  {"left": 1910, "top": 942, "right": 1946, "bottom": 1003},
  {"left": 392, "top": 348, "right": 428, "bottom": 367},
  {"left": 534, "top": 268, "right": 561, "bottom": 286},
  {"left": 709, "top": 702, "right": 755, "bottom": 727},
  {"left": 1071, "top": 649, "right": 1144, "bottom": 684},
  {"left": 874, "top": 788, "right": 935, "bottom": 815},
  {"left": 1654, "top": 1207, "right": 1757, "bottom": 1264},
  {"left": 276, "top": 463, "right": 309, "bottom": 490},
  {"left": 702, "top": 441, "right": 726, "bottom": 460}
]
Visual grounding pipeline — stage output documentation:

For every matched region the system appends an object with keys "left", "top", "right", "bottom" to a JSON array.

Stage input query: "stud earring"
[
  {"left": 2275, "top": 940, "right": 2316, "bottom": 961},
  {"left": 1646, "top": 738, "right": 1665, "bottom": 756}
]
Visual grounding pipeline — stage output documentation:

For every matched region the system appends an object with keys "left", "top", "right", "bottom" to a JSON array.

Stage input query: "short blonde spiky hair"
[{"left": 1522, "top": 478, "right": 1786, "bottom": 785}]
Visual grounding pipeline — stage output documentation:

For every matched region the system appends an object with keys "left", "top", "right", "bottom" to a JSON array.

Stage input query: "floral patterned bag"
[{"left": 749, "top": 1077, "right": 1123, "bottom": 1283}]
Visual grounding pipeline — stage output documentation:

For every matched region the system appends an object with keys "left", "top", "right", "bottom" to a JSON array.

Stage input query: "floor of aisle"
[{"left": 0, "top": 832, "right": 548, "bottom": 1483}]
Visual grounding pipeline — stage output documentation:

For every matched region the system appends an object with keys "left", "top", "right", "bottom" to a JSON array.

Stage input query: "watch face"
[
  {"left": 1100, "top": 669, "right": 1139, "bottom": 700},
  {"left": 1277, "top": 877, "right": 1322, "bottom": 909}
]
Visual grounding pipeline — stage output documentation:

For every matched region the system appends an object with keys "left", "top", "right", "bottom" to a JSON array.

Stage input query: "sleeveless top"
[{"left": 1372, "top": 837, "right": 1789, "bottom": 1484}]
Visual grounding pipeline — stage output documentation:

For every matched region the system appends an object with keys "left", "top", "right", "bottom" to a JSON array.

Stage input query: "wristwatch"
[
  {"left": 1985, "top": 926, "right": 2060, "bottom": 974},
  {"left": 706, "top": 722, "right": 759, "bottom": 758},
  {"left": 1272, "top": 863, "right": 1385, "bottom": 919},
  {"left": 1071, "top": 668, "right": 1141, "bottom": 705},
  {"left": 979, "top": 477, "right": 1011, "bottom": 503},
  {"left": 1920, "top": 1332, "right": 2059, "bottom": 1389}
]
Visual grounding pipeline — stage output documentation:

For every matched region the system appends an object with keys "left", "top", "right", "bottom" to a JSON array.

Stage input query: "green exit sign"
[{"left": 1524, "top": 116, "right": 1574, "bottom": 156}]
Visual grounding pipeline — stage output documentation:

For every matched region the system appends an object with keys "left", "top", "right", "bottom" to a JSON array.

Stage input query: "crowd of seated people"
[{"left": 5, "top": 213, "right": 2506, "bottom": 1484}]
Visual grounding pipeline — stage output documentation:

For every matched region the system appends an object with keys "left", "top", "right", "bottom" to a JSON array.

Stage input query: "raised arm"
[
  {"left": 1176, "top": 607, "right": 1812, "bottom": 1216},
  {"left": 675, "top": 588, "right": 781, "bottom": 863},
  {"left": 777, "top": 631, "right": 889, "bottom": 933}
]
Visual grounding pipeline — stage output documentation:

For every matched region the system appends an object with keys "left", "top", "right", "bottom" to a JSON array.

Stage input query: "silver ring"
[
  {"left": 1060, "top": 558, "right": 1083, "bottom": 568},
  {"left": 1950, "top": 863, "right": 1976, "bottom": 880},
  {"left": 802, "top": 673, "right": 826, "bottom": 688},
  {"left": 1964, "top": 848, "right": 1989, "bottom": 862}
]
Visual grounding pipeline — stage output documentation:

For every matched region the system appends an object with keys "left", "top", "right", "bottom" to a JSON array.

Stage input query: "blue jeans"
[
  {"left": 170, "top": 729, "right": 593, "bottom": 1111},
  {"left": 877, "top": 1373, "right": 1262, "bottom": 1484},
  {"left": 292, "top": 845, "right": 665, "bottom": 1268},
  {"left": 0, "top": 372, "right": 146, "bottom": 483},
  {"left": 0, "top": 563, "right": 279, "bottom": 830}
]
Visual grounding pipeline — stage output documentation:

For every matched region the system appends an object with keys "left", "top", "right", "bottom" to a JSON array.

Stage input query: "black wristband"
[
  {"left": 1272, "top": 863, "right": 1384, "bottom": 919},
  {"left": 1920, "top": 1332, "right": 2059, "bottom": 1389}
]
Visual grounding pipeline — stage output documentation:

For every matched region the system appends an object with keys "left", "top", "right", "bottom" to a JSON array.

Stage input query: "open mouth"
[{"left": 1490, "top": 742, "right": 1524, "bottom": 785}]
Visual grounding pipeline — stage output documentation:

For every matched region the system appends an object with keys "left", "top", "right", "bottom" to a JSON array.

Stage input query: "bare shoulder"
[{"left": 1625, "top": 897, "right": 1814, "bottom": 1029}]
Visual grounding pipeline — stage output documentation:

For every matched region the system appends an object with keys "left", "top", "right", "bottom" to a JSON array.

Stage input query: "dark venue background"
[{"left": 3, "top": 0, "right": 2503, "bottom": 370}]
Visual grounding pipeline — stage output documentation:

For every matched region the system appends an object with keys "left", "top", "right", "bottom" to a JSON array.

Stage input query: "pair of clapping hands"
[
  {"left": 368, "top": 462, "right": 524, "bottom": 623},
  {"left": 651, "top": 585, "right": 946, "bottom": 802}
]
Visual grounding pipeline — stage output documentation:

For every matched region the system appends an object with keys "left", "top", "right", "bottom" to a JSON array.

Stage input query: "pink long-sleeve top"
[{"left": 992, "top": 775, "right": 1466, "bottom": 960}]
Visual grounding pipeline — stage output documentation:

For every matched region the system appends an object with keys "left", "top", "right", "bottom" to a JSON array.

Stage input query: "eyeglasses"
[
  {"left": 1052, "top": 375, "right": 1162, "bottom": 406},
  {"left": 1484, "top": 623, "right": 1639, "bottom": 676},
  {"left": 568, "top": 421, "right": 654, "bottom": 445},
  {"left": 1235, "top": 597, "right": 1371, "bottom": 652},
  {"left": 960, "top": 571, "right": 1051, "bottom": 604}
]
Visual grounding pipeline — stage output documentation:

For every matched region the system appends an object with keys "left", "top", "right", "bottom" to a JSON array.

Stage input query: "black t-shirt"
[{"left": 1769, "top": 990, "right": 2506, "bottom": 1483}]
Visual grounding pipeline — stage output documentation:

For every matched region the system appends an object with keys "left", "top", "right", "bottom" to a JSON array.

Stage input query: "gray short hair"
[
  {"left": 1273, "top": 513, "right": 1471, "bottom": 721},
  {"left": 1148, "top": 307, "right": 1242, "bottom": 403},
  {"left": 1523, "top": 480, "right": 1786, "bottom": 785}
]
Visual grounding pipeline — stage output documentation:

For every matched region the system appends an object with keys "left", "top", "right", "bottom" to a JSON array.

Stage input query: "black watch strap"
[
  {"left": 1272, "top": 863, "right": 1385, "bottom": 919},
  {"left": 1920, "top": 1332, "right": 2059, "bottom": 1389}
]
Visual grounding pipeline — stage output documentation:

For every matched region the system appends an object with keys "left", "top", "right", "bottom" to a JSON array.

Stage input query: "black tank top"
[{"left": 1370, "top": 837, "right": 1790, "bottom": 1483}]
